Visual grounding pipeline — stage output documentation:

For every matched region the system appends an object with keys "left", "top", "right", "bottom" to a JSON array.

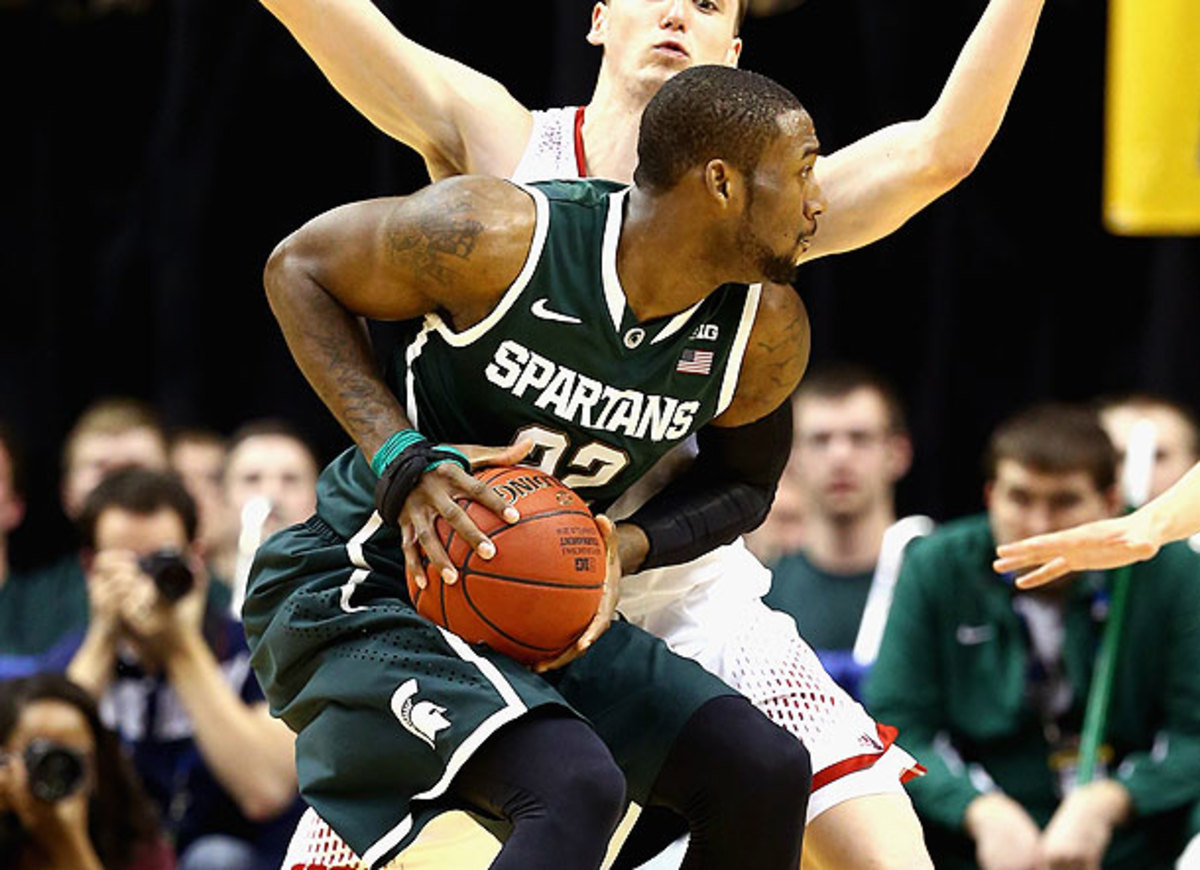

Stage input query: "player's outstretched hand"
[
  {"left": 993, "top": 513, "right": 1162, "bottom": 590},
  {"left": 534, "top": 515, "right": 621, "bottom": 674},
  {"left": 401, "top": 441, "right": 533, "bottom": 590}
]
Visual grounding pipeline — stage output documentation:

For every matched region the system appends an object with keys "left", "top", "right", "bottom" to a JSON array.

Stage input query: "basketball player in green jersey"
[
  {"left": 259, "top": 1, "right": 1043, "bottom": 867},
  {"left": 248, "top": 67, "right": 818, "bottom": 870}
]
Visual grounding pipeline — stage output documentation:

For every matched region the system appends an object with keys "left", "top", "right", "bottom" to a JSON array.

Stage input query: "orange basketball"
[{"left": 407, "top": 466, "right": 607, "bottom": 666}]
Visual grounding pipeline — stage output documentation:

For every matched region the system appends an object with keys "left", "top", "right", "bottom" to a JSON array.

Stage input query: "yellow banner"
[{"left": 1104, "top": 0, "right": 1200, "bottom": 235}]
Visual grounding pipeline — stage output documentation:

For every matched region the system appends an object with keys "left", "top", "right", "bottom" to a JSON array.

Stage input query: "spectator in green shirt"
[
  {"left": 868, "top": 403, "right": 1200, "bottom": 870},
  {"left": 761, "top": 364, "right": 920, "bottom": 698}
]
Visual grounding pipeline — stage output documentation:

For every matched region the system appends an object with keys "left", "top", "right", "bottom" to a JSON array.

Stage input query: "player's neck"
[
  {"left": 618, "top": 187, "right": 747, "bottom": 321},
  {"left": 803, "top": 504, "right": 896, "bottom": 575},
  {"left": 582, "top": 72, "right": 657, "bottom": 183}
]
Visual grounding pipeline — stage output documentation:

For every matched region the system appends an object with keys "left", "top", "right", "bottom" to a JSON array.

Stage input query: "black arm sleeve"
[{"left": 628, "top": 401, "right": 793, "bottom": 571}]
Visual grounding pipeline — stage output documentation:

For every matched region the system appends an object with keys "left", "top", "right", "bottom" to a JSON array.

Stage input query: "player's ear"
[
  {"left": 704, "top": 159, "right": 739, "bottom": 207},
  {"left": 886, "top": 433, "right": 913, "bottom": 482},
  {"left": 726, "top": 36, "right": 743, "bottom": 67},
  {"left": 587, "top": 2, "right": 608, "bottom": 46}
]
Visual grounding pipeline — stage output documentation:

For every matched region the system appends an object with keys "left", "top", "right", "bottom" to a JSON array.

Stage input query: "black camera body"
[
  {"left": 23, "top": 739, "right": 86, "bottom": 803},
  {"left": 138, "top": 549, "right": 194, "bottom": 602}
]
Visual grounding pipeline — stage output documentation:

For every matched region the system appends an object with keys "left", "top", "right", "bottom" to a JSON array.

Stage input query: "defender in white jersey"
[{"left": 261, "top": 0, "right": 1046, "bottom": 866}]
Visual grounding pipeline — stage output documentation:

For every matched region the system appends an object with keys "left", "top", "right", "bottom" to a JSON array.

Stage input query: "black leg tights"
[
  {"left": 613, "top": 696, "right": 812, "bottom": 870},
  {"left": 449, "top": 709, "right": 627, "bottom": 870}
]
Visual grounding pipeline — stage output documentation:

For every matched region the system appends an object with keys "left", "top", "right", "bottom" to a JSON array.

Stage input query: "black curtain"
[{"left": 2, "top": 0, "right": 1197, "bottom": 565}]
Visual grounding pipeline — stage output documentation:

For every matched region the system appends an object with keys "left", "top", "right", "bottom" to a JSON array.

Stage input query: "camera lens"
[
  {"left": 138, "top": 549, "right": 195, "bottom": 603},
  {"left": 24, "top": 740, "right": 86, "bottom": 803}
]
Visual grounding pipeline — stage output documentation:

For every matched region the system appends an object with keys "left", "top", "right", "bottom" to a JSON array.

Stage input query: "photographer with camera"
[
  {"left": 0, "top": 673, "right": 173, "bottom": 870},
  {"left": 66, "top": 468, "right": 301, "bottom": 870}
]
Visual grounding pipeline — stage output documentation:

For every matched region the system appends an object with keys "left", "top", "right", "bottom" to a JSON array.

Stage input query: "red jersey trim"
[
  {"left": 811, "top": 723, "right": 927, "bottom": 792},
  {"left": 573, "top": 105, "right": 588, "bottom": 177}
]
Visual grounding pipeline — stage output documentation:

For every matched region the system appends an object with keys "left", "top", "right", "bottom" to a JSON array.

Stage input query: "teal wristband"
[
  {"left": 425, "top": 445, "right": 470, "bottom": 473},
  {"left": 370, "top": 429, "right": 426, "bottom": 477}
]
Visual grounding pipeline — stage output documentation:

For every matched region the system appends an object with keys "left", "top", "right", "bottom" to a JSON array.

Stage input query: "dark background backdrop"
[{"left": 2, "top": 0, "right": 1198, "bottom": 566}]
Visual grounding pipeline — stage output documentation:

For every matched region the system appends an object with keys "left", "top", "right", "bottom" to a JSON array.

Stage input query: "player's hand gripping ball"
[{"left": 407, "top": 466, "right": 607, "bottom": 665}]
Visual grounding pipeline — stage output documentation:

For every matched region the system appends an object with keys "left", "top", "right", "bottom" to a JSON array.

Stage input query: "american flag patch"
[{"left": 676, "top": 348, "right": 714, "bottom": 375}]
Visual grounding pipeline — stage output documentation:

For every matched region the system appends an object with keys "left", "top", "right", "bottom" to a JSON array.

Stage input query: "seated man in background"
[
  {"left": 868, "top": 403, "right": 1200, "bottom": 870},
  {"left": 1, "top": 399, "right": 171, "bottom": 671},
  {"left": 170, "top": 427, "right": 235, "bottom": 589},
  {"left": 222, "top": 420, "right": 319, "bottom": 613},
  {"left": 762, "top": 364, "right": 927, "bottom": 699},
  {"left": 67, "top": 468, "right": 302, "bottom": 870},
  {"left": 1099, "top": 393, "right": 1200, "bottom": 504}
]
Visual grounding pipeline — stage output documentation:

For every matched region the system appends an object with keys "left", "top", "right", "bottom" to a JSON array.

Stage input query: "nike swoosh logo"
[
  {"left": 956, "top": 624, "right": 995, "bottom": 645},
  {"left": 531, "top": 298, "right": 582, "bottom": 324}
]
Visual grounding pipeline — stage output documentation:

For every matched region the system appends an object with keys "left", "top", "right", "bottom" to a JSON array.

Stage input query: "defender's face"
[
  {"left": 986, "top": 460, "right": 1117, "bottom": 548},
  {"left": 588, "top": 0, "right": 743, "bottom": 90},
  {"left": 737, "top": 111, "right": 824, "bottom": 285}
]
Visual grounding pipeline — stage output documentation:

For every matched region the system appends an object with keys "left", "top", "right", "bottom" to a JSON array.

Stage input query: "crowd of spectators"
[
  {"left": 5, "top": 381, "right": 1200, "bottom": 870},
  {"left": 0, "top": 398, "right": 315, "bottom": 870}
]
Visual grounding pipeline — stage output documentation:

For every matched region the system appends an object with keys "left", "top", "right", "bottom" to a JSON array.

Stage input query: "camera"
[
  {"left": 138, "top": 549, "right": 194, "bottom": 603},
  {"left": 23, "top": 740, "right": 86, "bottom": 803}
]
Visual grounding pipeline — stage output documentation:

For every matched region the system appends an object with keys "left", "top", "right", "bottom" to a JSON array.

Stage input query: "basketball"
[{"left": 407, "top": 466, "right": 607, "bottom": 665}]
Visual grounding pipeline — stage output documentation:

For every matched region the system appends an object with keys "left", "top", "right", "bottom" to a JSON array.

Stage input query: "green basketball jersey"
[
  {"left": 400, "top": 179, "right": 760, "bottom": 506},
  {"left": 314, "top": 179, "right": 762, "bottom": 541}
]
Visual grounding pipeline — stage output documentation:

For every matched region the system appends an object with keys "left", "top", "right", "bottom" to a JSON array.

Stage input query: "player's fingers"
[
  {"left": 1013, "top": 557, "right": 1071, "bottom": 590},
  {"left": 433, "top": 493, "right": 498, "bottom": 562},
  {"left": 413, "top": 515, "right": 458, "bottom": 586},
  {"left": 456, "top": 439, "right": 534, "bottom": 471},
  {"left": 401, "top": 524, "right": 427, "bottom": 590},
  {"left": 453, "top": 468, "right": 520, "bottom": 525},
  {"left": 533, "top": 643, "right": 586, "bottom": 674}
]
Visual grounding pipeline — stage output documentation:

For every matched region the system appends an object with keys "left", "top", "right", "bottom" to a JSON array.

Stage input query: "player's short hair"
[
  {"left": 984, "top": 403, "right": 1117, "bottom": 493},
  {"left": 599, "top": 0, "right": 749, "bottom": 32},
  {"left": 634, "top": 65, "right": 806, "bottom": 192},
  {"left": 1095, "top": 392, "right": 1200, "bottom": 459},
  {"left": 78, "top": 467, "right": 198, "bottom": 549},
  {"left": 792, "top": 363, "right": 908, "bottom": 435},
  {"left": 228, "top": 418, "right": 318, "bottom": 466},
  {"left": 62, "top": 397, "right": 166, "bottom": 471}
]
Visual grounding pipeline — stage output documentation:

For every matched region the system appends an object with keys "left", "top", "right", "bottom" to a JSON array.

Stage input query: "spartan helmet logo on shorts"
[{"left": 391, "top": 679, "right": 452, "bottom": 749}]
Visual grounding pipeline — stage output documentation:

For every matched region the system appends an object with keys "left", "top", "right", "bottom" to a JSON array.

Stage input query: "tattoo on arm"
[
  {"left": 386, "top": 198, "right": 485, "bottom": 287},
  {"left": 755, "top": 315, "right": 809, "bottom": 391}
]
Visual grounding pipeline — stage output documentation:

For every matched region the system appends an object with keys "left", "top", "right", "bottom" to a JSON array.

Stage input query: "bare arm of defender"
[
  {"left": 263, "top": 176, "right": 536, "bottom": 583},
  {"left": 258, "top": 0, "right": 531, "bottom": 178},
  {"left": 994, "top": 461, "right": 1200, "bottom": 588},
  {"left": 799, "top": 0, "right": 1044, "bottom": 262}
]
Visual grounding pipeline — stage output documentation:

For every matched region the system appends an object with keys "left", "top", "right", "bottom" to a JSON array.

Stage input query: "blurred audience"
[
  {"left": 868, "top": 403, "right": 1200, "bottom": 870},
  {"left": 761, "top": 364, "right": 926, "bottom": 698},
  {"left": 66, "top": 468, "right": 301, "bottom": 870},
  {"left": 2, "top": 400, "right": 170, "bottom": 671},
  {"left": 1098, "top": 393, "right": 1200, "bottom": 502},
  {"left": 0, "top": 673, "right": 174, "bottom": 870},
  {"left": 61, "top": 398, "right": 169, "bottom": 521},
  {"left": 224, "top": 420, "right": 317, "bottom": 541},
  {"left": 169, "top": 429, "right": 236, "bottom": 595}
]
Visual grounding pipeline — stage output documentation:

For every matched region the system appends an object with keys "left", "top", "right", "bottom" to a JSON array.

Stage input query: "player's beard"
[{"left": 736, "top": 218, "right": 800, "bottom": 286}]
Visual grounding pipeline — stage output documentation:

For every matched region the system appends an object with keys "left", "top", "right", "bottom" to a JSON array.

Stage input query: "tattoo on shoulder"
[
  {"left": 755, "top": 315, "right": 809, "bottom": 391},
  {"left": 386, "top": 197, "right": 485, "bottom": 286}
]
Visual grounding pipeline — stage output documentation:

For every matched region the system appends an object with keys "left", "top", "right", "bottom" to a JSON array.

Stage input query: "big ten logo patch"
[{"left": 691, "top": 323, "right": 719, "bottom": 341}]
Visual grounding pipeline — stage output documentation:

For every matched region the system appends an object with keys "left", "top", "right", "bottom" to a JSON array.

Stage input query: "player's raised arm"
[
  {"left": 259, "top": 0, "right": 533, "bottom": 177},
  {"left": 799, "top": 0, "right": 1044, "bottom": 262},
  {"left": 995, "top": 460, "right": 1200, "bottom": 588}
]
